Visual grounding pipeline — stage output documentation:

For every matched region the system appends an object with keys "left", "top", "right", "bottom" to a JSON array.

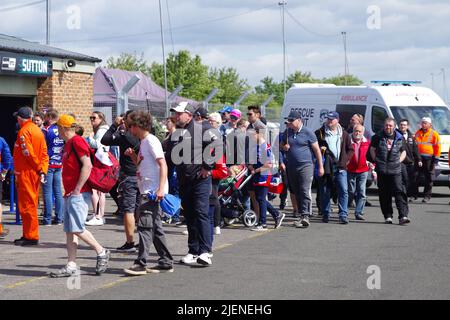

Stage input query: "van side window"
[
  {"left": 372, "top": 106, "right": 388, "bottom": 133},
  {"left": 336, "top": 105, "right": 367, "bottom": 131}
]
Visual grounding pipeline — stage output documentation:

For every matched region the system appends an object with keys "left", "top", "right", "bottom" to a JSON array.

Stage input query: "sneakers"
[
  {"left": 251, "top": 224, "right": 268, "bottom": 232},
  {"left": 355, "top": 214, "right": 365, "bottom": 221},
  {"left": 214, "top": 226, "right": 221, "bottom": 235},
  {"left": 182, "top": 230, "right": 189, "bottom": 235},
  {"left": 116, "top": 242, "right": 137, "bottom": 253},
  {"left": 180, "top": 253, "right": 198, "bottom": 264},
  {"left": 399, "top": 217, "right": 411, "bottom": 225},
  {"left": 95, "top": 249, "right": 110, "bottom": 275},
  {"left": 365, "top": 200, "right": 373, "bottom": 207},
  {"left": 294, "top": 215, "right": 310, "bottom": 228},
  {"left": 422, "top": 198, "right": 430, "bottom": 203},
  {"left": 339, "top": 217, "right": 349, "bottom": 225},
  {"left": 197, "top": 253, "right": 212, "bottom": 266},
  {"left": 385, "top": 217, "right": 393, "bottom": 224},
  {"left": 0, "top": 228, "right": 10, "bottom": 240},
  {"left": 124, "top": 264, "right": 147, "bottom": 276},
  {"left": 85, "top": 217, "right": 104, "bottom": 226},
  {"left": 322, "top": 216, "right": 329, "bottom": 223},
  {"left": 146, "top": 265, "right": 174, "bottom": 273},
  {"left": 275, "top": 213, "right": 285, "bottom": 229},
  {"left": 49, "top": 265, "right": 78, "bottom": 278}
]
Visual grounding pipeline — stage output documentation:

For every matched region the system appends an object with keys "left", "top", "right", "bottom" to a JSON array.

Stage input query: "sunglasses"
[
  {"left": 247, "top": 113, "right": 255, "bottom": 116},
  {"left": 90, "top": 116, "right": 98, "bottom": 121}
]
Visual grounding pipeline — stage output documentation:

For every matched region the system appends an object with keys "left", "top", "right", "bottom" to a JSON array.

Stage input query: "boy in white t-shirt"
[{"left": 122, "top": 111, "right": 173, "bottom": 275}]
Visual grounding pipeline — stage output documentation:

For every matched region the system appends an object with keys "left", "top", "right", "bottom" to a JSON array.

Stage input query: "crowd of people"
[{"left": 0, "top": 102, "right": 446, "bottom": 277}]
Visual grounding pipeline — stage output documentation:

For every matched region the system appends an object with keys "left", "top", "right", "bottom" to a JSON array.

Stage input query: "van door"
[
  {"left": 371, "top": 105, "right": 389, "bottom": 134},
  {"left": 336, "top": 104, "right": 367, "bottom": 131}
]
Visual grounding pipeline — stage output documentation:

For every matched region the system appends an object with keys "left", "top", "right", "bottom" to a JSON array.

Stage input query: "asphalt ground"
[{"left": 0, "top": 186, "right": 449, "bottom": 300}]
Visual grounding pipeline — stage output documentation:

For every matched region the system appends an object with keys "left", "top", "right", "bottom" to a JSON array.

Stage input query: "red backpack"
[
  {"left": 88, "top": 148, "right": 120, "bottom": 193},
  {"left": 72, "top": 145, "right": 120, "bottom": 193}
]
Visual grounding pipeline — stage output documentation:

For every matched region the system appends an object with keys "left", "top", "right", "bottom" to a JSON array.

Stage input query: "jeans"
[
  {"left": 180, "top": 177, "right": 212, "bottom": 255},
  {"left": 43, "top": 168, "right": 63, "bottom": 225},
  {"left": 320, "top": 170, "right": 348, "bottom": 218},
  {"left": 254, "top": 185, "right": 279, "bottom": 225},
  {"left": 347, "top": 171, "right": 368, "bottom": 216}
]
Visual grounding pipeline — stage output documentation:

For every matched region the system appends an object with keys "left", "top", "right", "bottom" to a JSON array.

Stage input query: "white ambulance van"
[{"left": 280, "top": 83, "right": 450, "bottom": 185}]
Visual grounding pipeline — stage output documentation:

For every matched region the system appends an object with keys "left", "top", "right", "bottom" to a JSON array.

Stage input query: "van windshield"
[{"left": 390, "top": 106, "right": 450, "bottom": 135}]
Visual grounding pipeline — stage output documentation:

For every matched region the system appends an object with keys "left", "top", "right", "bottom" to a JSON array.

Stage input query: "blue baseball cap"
[
  {"left": 325, "top": 111, "right": 340, "bottom": 120},
  {"left": 219, "top": 106, "right": 233, "bottom": 114}
]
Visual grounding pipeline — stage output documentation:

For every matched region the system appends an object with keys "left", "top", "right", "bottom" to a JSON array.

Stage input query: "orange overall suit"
[{"left": 13, "top": 120, "right": 49, "bottom": 241}]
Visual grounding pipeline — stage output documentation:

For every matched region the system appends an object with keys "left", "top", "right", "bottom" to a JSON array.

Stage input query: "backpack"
[{"left": 72, "top": 145, "right": 120, "bottom": 193}]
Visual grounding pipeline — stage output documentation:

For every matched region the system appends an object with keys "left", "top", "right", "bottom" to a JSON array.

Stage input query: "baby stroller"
[{"left": 218, "top": 165, "right": 258, "bottom": 228}]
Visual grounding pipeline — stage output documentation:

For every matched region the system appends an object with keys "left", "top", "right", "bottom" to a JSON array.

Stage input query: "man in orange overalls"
[{"left": 12, "top": 107, "right": 49, "bottom": 246}]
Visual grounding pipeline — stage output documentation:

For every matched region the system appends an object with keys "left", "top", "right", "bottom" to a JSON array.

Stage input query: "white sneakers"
[
  {"left": 85, "top": 217, "right": 104, "bottom": 226},
  {"left": 180, "top": 253, "right": 212, "bottom": 266},
  {"left": 180, "top": 253, "right": 198, "bottom": 264},
  {"left": 214, "top": 226, "right": 221, "bottom": 235},
  {"left": 197, "top": 253, "right": 212, "bottom": 266},
  {"left": 385, "top": 217, "right": 393, "bottom": 224}
]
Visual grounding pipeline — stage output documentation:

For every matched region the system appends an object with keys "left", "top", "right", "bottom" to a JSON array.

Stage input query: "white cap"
[
  {"left": 421, "top": 117, "right": 432, "bottom": 124},
  {"left": 170, "top": 101, "right": 195, "bottom": 114}
]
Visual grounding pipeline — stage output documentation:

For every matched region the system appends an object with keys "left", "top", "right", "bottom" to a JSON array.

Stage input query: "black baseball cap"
[
  {"left": 194, "top": 106, "right": 208, "bottom": 119},
  {"left": 284, "top": 110, "right": 302, "bottom": 123},
  {"left": 13, "top": 106, "right": 33, "bottom": 119}
]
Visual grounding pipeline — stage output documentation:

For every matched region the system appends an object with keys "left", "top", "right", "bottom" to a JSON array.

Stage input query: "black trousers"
[
  {"left": 377, "top": 173, "right": 409, "bottom": 219},
  {"left": 401, "top": 163, "right": 418, "bottom": 198},
  {"left": 418, "top": 157, "right": 435, "bottom": 199}
]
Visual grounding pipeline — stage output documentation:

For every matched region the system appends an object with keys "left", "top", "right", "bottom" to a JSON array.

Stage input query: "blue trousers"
[{"left": 180, "top": 177, "right": 212, "bottom": 255}]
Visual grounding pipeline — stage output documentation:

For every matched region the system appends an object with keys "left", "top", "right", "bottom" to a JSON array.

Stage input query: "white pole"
[
  {"left": 279, "top": 1, "right": 287, "bottom": 99},
  {"left": 442, "top": 68, "right": 448, "bottom": 104},
  {"left": 46, "top": 0, "right": 50, "bottom": 45},
  {"left": 159, "top": 0, "right": 169, "bottom": 118},
  {"left": 342, "top": 31, "right": 348, "bottom": 85}
]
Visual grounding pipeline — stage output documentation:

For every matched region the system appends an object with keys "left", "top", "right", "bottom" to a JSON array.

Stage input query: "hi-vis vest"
[{"left": 414, "top": 128, "right": 441, "bottom": 158}]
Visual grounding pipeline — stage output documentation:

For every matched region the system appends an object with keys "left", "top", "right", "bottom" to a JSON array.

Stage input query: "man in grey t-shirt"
[{"left": 281, "top": 110, "right": 324, "bottom": 228}]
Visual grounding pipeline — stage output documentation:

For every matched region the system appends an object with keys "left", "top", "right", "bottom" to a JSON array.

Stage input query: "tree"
[
  {"left": 106, "top": 52, "right": 151, "bottom": 75},
  {"left": 322, "top": 74, "right": 363, "bottom": 86},
  {"left": 150, "top": 50, "right": 213, "bottom": 101},
  {"left": 209, "top": 67, "right": 250, "bottom": 105}
]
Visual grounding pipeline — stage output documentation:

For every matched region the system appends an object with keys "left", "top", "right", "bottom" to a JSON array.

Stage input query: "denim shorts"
[
  {"left": 117, "top": 175, "right": 140, "bottom": 214},
  {"left": 63, "top": 193, "right": 92, "bottom": 233}
]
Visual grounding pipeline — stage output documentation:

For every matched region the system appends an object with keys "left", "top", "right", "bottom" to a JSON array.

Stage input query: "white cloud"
[{"left": 0, "top": 0, "right": 449, "bottom": 100}]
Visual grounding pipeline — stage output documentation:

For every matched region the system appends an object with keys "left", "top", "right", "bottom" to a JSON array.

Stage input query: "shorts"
[
  {"left": 63, "top": 193, "right": 92, "bottom": 233},
  {"left": 117, "top": 175, "right": 140, "bottom": 214}
]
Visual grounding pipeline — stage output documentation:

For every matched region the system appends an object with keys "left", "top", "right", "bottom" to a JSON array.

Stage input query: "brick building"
[{"left": 0, "top": 34, "right": 101, "bottom": 147}]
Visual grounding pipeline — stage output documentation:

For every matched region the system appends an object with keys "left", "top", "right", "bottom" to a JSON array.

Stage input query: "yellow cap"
[{"left": 57, "top": 114, "right": 76, "bottom": 128}]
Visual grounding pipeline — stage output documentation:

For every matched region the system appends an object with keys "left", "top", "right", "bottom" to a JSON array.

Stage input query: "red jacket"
[
  {"left": 347, "top": 137, "right": 370, "bottom": 173},
  {"left": 211, "top": 155, "right": 228, "bottom": 181}
]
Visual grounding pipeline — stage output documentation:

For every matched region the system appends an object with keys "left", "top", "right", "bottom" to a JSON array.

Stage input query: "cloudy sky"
[{"left": 1, "top": 0, "right": 449, "bottom": 101}]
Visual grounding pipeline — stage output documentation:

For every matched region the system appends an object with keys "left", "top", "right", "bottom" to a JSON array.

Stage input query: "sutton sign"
[{"left": 0, "top": 52, "right": 52, "bottom": 77}]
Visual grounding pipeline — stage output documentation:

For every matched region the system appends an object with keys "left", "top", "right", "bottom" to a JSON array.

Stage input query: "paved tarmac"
[{"left": 0, "top": 186, "right": 449, "bottom": 300}]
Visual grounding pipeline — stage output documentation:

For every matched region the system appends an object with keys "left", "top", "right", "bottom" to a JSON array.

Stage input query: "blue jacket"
[
  {"left": 43, "top": 124, "right": 65, "bottom": 168},
  {"left": 0, "top": 137, "right": 12, "bottom": 172}
]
